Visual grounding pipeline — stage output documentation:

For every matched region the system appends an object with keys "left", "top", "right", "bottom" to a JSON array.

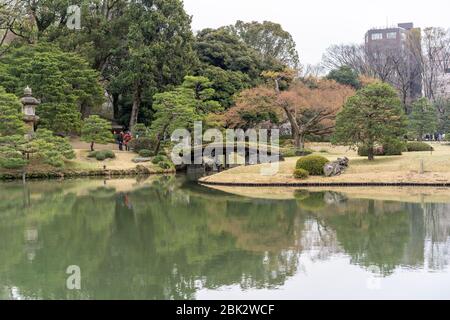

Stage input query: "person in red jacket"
[{"left": 123, "top": 131, "right": 132, "bottom": 151}]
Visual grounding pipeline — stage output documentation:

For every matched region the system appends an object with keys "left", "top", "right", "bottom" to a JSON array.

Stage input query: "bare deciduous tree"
[
  {"left": 322, "top": 44, "right": 370, "bottom": 75},
  {"left": 410, "top": 27, "right": 450, "bottom": 101}
]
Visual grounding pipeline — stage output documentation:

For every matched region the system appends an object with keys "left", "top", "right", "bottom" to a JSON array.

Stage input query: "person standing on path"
[
  {"left": 123, "top": 131, "right": 132, "bottom": 151},
  {"left": 118, "top": 131, "right": 124, "bottom": 151}
]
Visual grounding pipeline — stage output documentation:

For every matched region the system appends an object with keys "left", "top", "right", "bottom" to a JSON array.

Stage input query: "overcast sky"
[{"left": 183, "top": 0, "right": 450, "bottom": 66}]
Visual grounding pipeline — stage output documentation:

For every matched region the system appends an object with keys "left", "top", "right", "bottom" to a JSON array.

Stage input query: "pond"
[{"left": 0, "top": 176, "right": 449, "bottom": 300}]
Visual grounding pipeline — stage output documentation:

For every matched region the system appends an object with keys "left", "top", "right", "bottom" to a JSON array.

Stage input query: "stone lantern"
[{"left": 20, "top": 86, "right": 40, "bottom": 135}]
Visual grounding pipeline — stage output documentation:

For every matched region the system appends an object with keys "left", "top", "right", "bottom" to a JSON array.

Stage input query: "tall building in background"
[{"left": 365, "top": 23, "right": 423, "bottom": 106}]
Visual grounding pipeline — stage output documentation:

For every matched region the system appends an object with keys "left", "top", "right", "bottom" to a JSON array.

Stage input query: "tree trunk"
[
  {"left": 129, "top": 85, "right": 141, "bottom": 129},
  {"left": 367, "top": 142, "right": 374, "bottom": 161},
  {"left": 294, "top": 133, "right": 305, "bottom": 150},
  {"left": 91, "top": 142, "right": 95, "bottom": 152},
  {"left": 112, "top": 92, "right": 120, "bottom": 121},
  {"left": 153, "top": 120, "right": 172, "bottom": 155}
]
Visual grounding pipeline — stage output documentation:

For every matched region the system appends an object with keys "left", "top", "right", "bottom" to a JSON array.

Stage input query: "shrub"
[
  {"left": 281, "top": 148, "right": 296, "bottom": 158},
  {"left": 87, "top": 151, "right": 97, "bottom": 158},
  {"left": 358, "top": 140, "right": 406, "bottom": 156},
  {"left": 383, "top": 139, "right": 406, "bottom": 155},
  {"left": 89, "top": 150, "right": 115, "bottom": 161},
  {"left": 95, "top": 152, "right": 106, "bottom": 161},
  {"left": 152, "top": 154, "right": 168, "bottom": 165},
  {"left": 282, "top": 148, "right": 314, "bottom": 157},
  {"left": 296, "top": 155, "right": 329, "bottom": 176},
  {"left": 0, "top": 157, "right": 28, "bottom": 169},
  {"left": 406, "top": 142, "right": 434, "bottom": 152},
  {"left": 357, "top": 145, "right": 385, "bottom": 156},
  {"left": 103, "top": 150, "right": 116, "bottom": 159},
  {"left": 139, "top": 149, "right": 154, "bottom": 158},
  {"left": 128, "top": 137, "right": 154, "bottom": 152},
  {"left": 158, "top": 160, "right": 173, "bottom": 170},
  {"left": 293, "top": 168, "right": 309, "bottom": 180}
]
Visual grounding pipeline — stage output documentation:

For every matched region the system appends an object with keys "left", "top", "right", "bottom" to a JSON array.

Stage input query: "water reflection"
[{"left": 0, "top": 177, "right": 449, "bottom": 299}]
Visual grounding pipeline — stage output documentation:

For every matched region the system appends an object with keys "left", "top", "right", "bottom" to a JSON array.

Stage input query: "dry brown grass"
[
  {"left": 200, "top": 142, "right": 450, "bottom": 185},
  {"left": 68, "top": 149, "right": 146, "bottom": 170},
  {"left": 67, "top": 138, "right": 159, "bottom": 171}
]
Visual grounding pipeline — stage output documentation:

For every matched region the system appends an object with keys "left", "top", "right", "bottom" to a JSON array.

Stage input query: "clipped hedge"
[
  {"left": 406, "top": 142, "right": 434, "bottom": 152},
  {"left": 358, "top": 145, "right": 384, "bottom": 157},
  {"left": 358, "top": 141, "right": 405, "bottom": 156},
  {"left": 103, "top": 150, "right": 116, "bottom": 159},
  {"left": 95, "top": 152, "right": 106, "bottom": 161},
  {"left": 293, "top": 168, "right": 309, "bottom": 180},
  {"left": 88, "top": 150, "right": 116, "bottom": 161},
  {"left": 139, "top": 149, "right": 154, "bottom": 158},
  {"left": 281, "top": 148, "right": 313, "bottom": 158},
  {"left": 383, "top": 140, "right": 406, "bottom": 155},
  {"left": 296, "top": 155, "right": 329, "bottom": 176}
]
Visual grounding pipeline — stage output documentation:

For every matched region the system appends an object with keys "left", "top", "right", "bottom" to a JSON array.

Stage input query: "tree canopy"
[
  {"left": 327, "top": 66, "right": 361, "bottom": 89},
  {"left": 0, "top": 44, "right": 103, "bottom": 134},
  {"left": 228, "top": 20, "right": 300, "bottom": 69},
  {"left": 81, "top": 115, "right": 113, "bottom": 151},
  {"left": 0, "top": 87, "right": 75, "bottom": 169},
  {"left": 333, "top": 83, "right": 407, "bottom": 160},
  {"left": 0, "top": 86, "right": 27, "bottom": 136},
  {"left": 408, "top": 98, "right": 438, "bottom": 141}
]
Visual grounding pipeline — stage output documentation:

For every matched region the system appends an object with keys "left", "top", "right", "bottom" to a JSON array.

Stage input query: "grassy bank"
[
  {"left": 200, "top": 142, "right": 450, "bottom": 185},
  {"left": 0, "top": 144, "right": 175, "bottom": 180}
]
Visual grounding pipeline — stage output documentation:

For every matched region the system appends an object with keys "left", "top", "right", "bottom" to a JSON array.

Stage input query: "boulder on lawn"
[{"left": 323, "top": 157, "right": 349, "bottom": 177}]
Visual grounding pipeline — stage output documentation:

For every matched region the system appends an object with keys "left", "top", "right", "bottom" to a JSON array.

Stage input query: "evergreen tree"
[
  {"left": 0, "top": 44, "right": 103, "bottom": 133},
  {"left": 150, "top": 88, "right": 199, "bottom": 154},
  {"left": 333, "top": 83, "right": 407, "bottom": 160},
  {"left": 181, "top": 76, "right": 222, "bottom": 115},
  {"left": 327, "top": 66, "right": 361, "bottom": 89},
  {"left": 81, "top": 116, "right": 113, "bottom": 151},
  {"left": 0, "top": 87, "right": 27, "bottom": 136},
  {"left": 409, "top": 98, "right": 438, "bottom": 141},
  {"left": 112, "top": 0, "right": 197, "bottom": 128}
]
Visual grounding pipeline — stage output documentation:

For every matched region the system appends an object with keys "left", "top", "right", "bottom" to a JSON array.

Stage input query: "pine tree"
[
  {"left": 408, "top": 98, "right": 438, "bottom": 141},
  {"left": 81, "top": 116, "right": 113, "bottom": 151},
  {"left": 0, "top": 87, "right": 27, "bottom": 136},
  {"left": 333, "top": 83, "right": 407, "bottom": 160}
]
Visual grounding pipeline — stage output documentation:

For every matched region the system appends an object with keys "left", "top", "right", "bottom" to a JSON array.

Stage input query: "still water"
[{"left": 0, "top": 175, "right": 449, "bottom": 300}]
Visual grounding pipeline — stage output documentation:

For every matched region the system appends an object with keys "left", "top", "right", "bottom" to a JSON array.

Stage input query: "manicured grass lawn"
[{"left": 200, "top": 142, "right": 450, "bottom": 185}]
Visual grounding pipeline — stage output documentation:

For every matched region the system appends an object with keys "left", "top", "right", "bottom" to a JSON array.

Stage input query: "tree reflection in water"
[{"left": 0, "top": 177, "right": 449, "bottom": 299}]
